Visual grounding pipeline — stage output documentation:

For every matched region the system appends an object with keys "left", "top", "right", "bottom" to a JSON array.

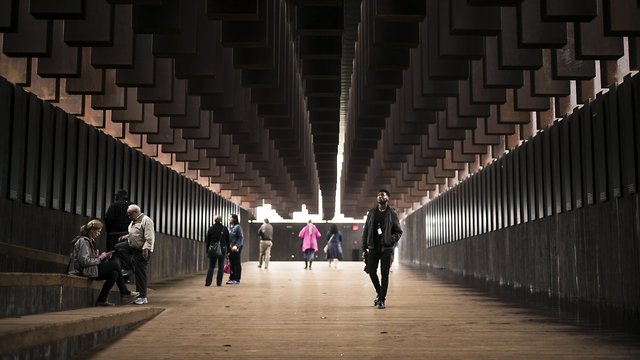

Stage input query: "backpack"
[{"left": 66, "top": 235, "right": 83, "bottom": 275}]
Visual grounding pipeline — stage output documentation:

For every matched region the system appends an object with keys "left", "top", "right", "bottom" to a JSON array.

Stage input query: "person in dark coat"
[
  {"left": 361, "top": 189, "right": 403, "bottom": 309},
  {"left": 204, "top": 215, "right": 230, "bottom": 286},
  {"left": 104, "top": 189, "right": 132, "bottom": 252},
  {"left": 325, "top": 224, "right": 343, "bottom": 268}
]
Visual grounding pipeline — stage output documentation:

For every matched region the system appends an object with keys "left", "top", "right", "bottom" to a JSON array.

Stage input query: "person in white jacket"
[{"left": 114, "top": 204, "right": 155, "bottom": 305}]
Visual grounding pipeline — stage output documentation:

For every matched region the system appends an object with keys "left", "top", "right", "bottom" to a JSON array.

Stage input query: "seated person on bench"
[{"left": 68, "top": 219, "right": 138, "bottom": 306}]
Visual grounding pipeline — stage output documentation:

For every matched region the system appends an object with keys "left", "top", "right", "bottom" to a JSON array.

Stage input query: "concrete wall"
[
  {"left": 0, "top": 77, "right": 252, "bottom": 280},
  {"left": 400, "top": 75, "right": 640, "bottom": 312},
  {"left": 402, "top": 195, "right": 640, "bottom": 311}
]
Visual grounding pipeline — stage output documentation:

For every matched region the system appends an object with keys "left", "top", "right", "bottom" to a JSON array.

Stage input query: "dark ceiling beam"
[{"left": 1, "top": 0, "right": 639, "bottom": 219}]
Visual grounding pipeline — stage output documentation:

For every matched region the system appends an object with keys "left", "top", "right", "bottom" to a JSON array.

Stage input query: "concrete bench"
[
  {"left": 0, "top": 306, "right": 163, "bottom": 359},
  {"left": 0, "top": 241, "right": 69, "bottom": 274},
  {"left": 0, "top": 243, "right": 165, "bottom": 358},
  {"left": 0, "top": 273, "right": 141, "bottom": 318}
]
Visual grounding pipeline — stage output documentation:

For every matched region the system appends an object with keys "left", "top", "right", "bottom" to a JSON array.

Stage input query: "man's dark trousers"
[
  {"left": 367, "top": 249, "right": 392, "bottom": 301},
  {"left": 114, "top": 242, "right": 150, "bottom": 297}
]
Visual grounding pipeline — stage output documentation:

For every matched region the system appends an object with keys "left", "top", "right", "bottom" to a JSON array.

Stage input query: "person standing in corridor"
[
  {"left": 298, "top": 220, "right": 321, "bottom": 270},
  {"left": 104, "top": 189, "right": 132, "bottom": 252},
  {"left": 257, "top": 218, "right": 273, "bottom": 269},
  {"left": 114, "top": 204, "right": 155, "bottom": 305},
  {"left": 361, "top": 189, "right": 402, "bottom": 309},
  {"left": 325, "top": 223, "right": 343, "bottom": 269},
  {"left": 226, "top": 214, "right": 244, "bottom": 285},
  {"left": 205, "top": 215, "right": 230, "bottom": 287}
]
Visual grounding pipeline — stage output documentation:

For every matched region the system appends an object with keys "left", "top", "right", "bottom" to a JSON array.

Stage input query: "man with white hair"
[{"left": 114, "top": 204, "right": 155, "bottom": 305}]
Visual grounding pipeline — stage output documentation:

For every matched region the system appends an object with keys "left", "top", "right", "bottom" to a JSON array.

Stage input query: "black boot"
[{"left": 304, "top": 261, "right": 308, "bottom": 269}]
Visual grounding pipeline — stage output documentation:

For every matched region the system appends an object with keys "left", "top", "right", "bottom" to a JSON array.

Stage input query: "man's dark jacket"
[
  {"left": 105, "top": 200, "right": 132, "bottom": 233},
  {"left": 361, "top": 206, "right": 403, "bottom": 252}
]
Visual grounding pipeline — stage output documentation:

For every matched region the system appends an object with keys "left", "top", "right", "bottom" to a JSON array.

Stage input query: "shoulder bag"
[{"left": 208, "top": 241, "right": 222, "bottom": 257}]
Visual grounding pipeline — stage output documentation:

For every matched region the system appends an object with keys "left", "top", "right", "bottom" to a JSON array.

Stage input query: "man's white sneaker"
[
  {"left": 133, "top": 297, "right": 148, "bottom": 305},
  {"left": 122, "top": 291, "right": 140, "bottom": 298}
]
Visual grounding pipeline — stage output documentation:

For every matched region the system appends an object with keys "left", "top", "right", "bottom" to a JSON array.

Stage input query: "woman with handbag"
[
  {"left": 325, "top": 224, "right": 343, "bottom": 268},
  {"left": 68, "top": 219, "right": 138, "bottom": 306},
  {"left": 204, "top": 215, "right": 230, "bottom": 287}
]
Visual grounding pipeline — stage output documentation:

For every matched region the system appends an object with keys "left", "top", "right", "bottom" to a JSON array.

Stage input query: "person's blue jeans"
[{"left": 303, "top": 248, "right": 315, "bottom": 261}]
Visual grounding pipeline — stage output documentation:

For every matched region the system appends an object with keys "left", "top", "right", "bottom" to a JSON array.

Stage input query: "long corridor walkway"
[{"left": 88, "top": 262, "right": 640, "bottom": 359}]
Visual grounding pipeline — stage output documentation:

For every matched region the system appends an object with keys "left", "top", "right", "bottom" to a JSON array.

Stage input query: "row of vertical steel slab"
[{"left": 0, "top": 77, "right": 242, "bottom": 257}]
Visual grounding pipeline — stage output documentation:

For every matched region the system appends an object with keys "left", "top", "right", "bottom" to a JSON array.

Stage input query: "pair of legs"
[
  {"left": 228, "top": 247, "right": 242, "bottom": 283},
  {"left": 303, "top": 249, "right": 315, "bottom": 269},
  {"left": 327, "top": 244, "right": 343, "bottom": 268},
  {"left": 92, "top": 261, "right": 132, "bottom": 304},
  {"left": 366, "top": 249, "right": 392, "bottom": 305},
  {"left": 258, "top": 240, "right": 272, "bottom": 269},
  {"left": 114, "top": 242, "right": 150, "bottom": 298},
  {"left": 205, "top": 254, "right": 225, "bottom": 286}
]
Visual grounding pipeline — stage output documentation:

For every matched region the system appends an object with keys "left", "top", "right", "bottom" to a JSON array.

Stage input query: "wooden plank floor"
[{"left": 87, "top": 262, "right": 640, "bottom": 359}]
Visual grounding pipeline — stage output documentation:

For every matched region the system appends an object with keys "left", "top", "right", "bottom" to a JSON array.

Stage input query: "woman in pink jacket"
[{"left": 299, "top": 220, "right": 321, "bottom": 270}]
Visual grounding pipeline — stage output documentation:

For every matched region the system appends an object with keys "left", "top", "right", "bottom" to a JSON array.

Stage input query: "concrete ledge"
[
  {"left": 0, "top": 272, "right": 103, "bottom": 288},
  {"left": 0, "top": 306, "right": 163, "bottom": 358},
  {"left": 0, "top": 273, "right": 142, "bottom": 318},
  {"left": 0, "top": 242, "right": 69, "bottom": 266}
]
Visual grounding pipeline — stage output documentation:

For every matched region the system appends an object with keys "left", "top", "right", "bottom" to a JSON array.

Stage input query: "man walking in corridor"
[{"left": 361, "top": 189, "right": 403, "bottom": 309}]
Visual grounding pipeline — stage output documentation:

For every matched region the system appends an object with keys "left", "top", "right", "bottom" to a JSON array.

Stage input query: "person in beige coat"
[
  {"left": 114, "top": 204, "right": 155, "bottom": 305},
  {"left": 257, "top": 218, "right": 273, "bottom": 269}
]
